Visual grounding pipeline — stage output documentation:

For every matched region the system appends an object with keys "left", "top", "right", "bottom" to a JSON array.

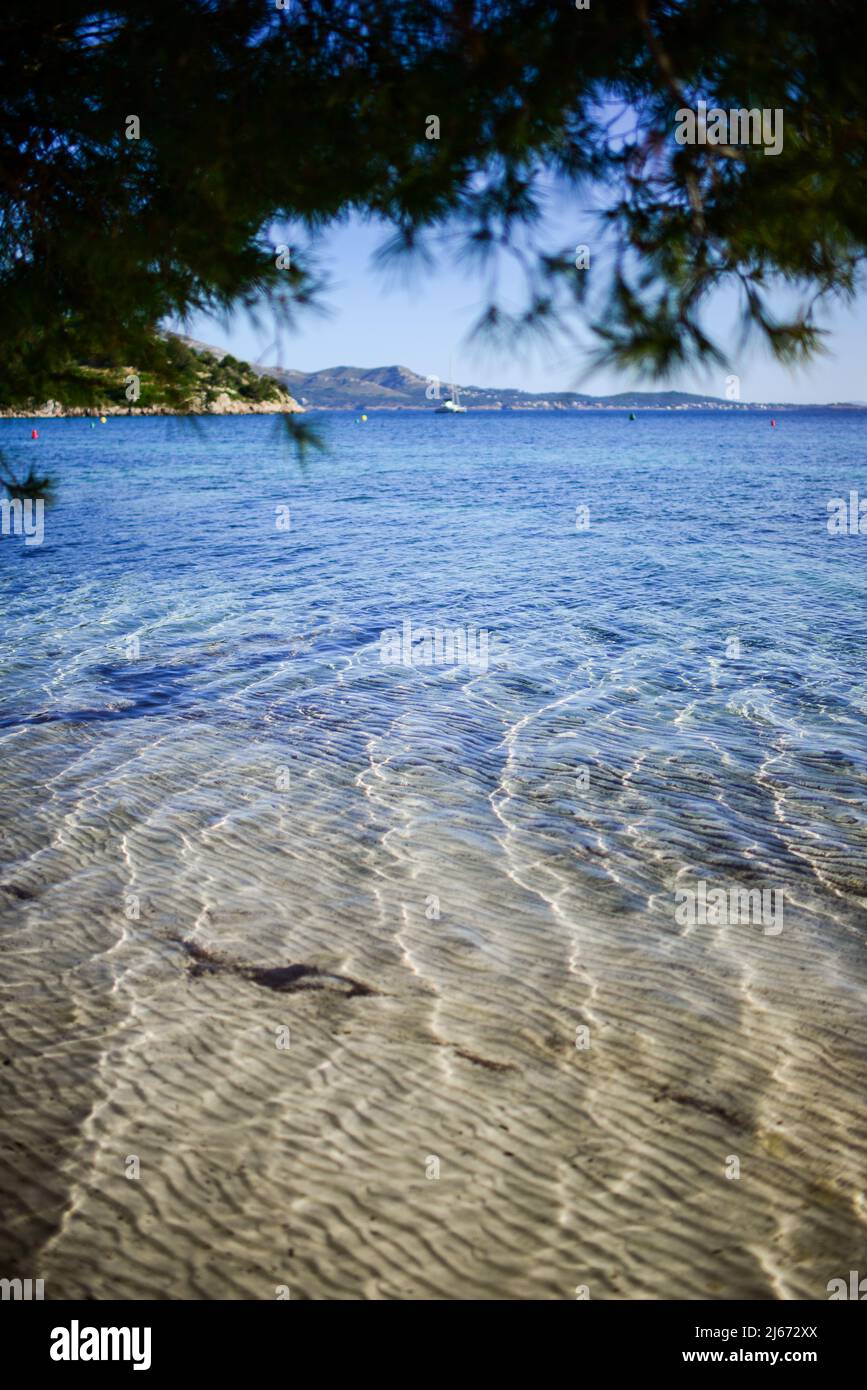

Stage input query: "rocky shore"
[{"left": 0, "top": 390, "right": 304, "bottom": 418}]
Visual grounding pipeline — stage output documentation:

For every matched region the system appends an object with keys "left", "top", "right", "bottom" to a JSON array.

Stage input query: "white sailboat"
[{"left": 435, "top": 359, "right": 467, "bottom": 413}]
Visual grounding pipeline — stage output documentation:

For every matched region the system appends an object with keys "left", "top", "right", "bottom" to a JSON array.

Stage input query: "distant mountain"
[
  {"left": 241, "top": 361, "right": 442, "bottom": 408},
  {"left": 169, "top": 336, "right": 863, "bottom": 411}
]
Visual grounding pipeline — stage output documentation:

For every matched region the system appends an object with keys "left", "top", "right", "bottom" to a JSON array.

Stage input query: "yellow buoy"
[
  {"left": 361, "top": 414, "right": 367, "bottom": 422},
  {"left": 100, "top": 415, "right": 107, "bottom": 424}
]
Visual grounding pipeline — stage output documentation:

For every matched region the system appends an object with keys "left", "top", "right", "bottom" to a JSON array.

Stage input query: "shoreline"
[
  {"left": 1, "top": 402, "right": 861, "bottom": 418},
  {"left": 0, "top": 396, "right": 304, "bottom": 419}
]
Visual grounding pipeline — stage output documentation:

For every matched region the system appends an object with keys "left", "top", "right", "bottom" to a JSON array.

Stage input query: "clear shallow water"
[{"left": 1, "top": 410, "right": 866, "bottom": 1299}]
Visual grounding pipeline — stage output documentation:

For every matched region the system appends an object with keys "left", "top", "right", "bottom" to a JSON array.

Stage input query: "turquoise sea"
[{"left": 1, "top": 409, "right": 865, "bottom": 1299}]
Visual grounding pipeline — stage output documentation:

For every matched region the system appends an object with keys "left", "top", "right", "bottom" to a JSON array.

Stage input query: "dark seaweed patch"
[
  {"left": 452, "top": 1046, "right": 518, "bottom": 1074},
  {"left": 653, "top": 1085, "right": 746, "bottom": 1132},
  {"left": 180, "top": 938, "right": 376, "bottom": 997}
]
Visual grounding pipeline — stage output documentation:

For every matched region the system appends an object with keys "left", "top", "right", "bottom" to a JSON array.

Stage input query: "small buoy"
[
  {"left": 629, "top": 412, "right": 636, "bottom": 421},
  {"left": 771, "top": 418, "right": 776, "bottom": 427},
  {"left": 31, "top": 428, "right": 38, "bottom": 440},
  {"left": 361, "top": 414, "right": 367, "bottom": 422},
  {"left": 90, "top": 421, "right": 96, "bottom": 429},
  {"left": 100, "top": 415, "right": 107, "bottom": 424}
]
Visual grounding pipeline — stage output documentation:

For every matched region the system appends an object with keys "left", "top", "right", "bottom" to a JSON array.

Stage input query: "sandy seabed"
[{"left": 1, "top": 711, "right": 865, "bottom": 1302}]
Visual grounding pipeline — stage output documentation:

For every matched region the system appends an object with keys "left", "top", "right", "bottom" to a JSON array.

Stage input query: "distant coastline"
[
  {"left": 293, "top": 401, "right": 865, "bottom": 413},
  {"left": 0, "top": 396, "right": 304, "bottom": 419},
  {"left": 3, "top": 398, "right": 862, "bottom": 418},
  {"left": 172, "top": 336, "right": 864, "bottom": 413},
  {"left": 3, "top": 329, "right": 863, "bottom": 416}
]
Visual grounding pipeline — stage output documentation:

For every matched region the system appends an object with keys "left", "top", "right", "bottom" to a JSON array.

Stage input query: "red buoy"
[
  {"left": 31, "top": 428, "right": 38, "bottom": 439},
  {"left": 771, "top": 419, "right": 776, "bottom": 428}
]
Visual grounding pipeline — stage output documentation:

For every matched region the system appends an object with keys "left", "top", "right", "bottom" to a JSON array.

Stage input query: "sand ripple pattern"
[{"left": 1, "top": 411, "right": 866, "bottom": 1299}]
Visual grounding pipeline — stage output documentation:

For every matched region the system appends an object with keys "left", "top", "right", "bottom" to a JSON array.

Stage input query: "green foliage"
[
  {"left": 0, "top": 0, "right": 865, "bottom": 393},
  {"left": 0, "top": 333, "right": 290, "bottom": 411},
  {"left": 0, "top": 452, "right": 55, "bottom": 501},
  {"left": 276, "top": 413, "right": 327, "bottom": 468}
]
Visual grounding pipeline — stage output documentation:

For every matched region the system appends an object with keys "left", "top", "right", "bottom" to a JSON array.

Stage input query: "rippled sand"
[{"left": 1, "top": 412, "right": 865, "bottom": 1299}]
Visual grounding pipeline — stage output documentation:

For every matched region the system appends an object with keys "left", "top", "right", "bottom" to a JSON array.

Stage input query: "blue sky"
[{"left": 178, "top": 206, "right": 867, "bottom": 405}]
